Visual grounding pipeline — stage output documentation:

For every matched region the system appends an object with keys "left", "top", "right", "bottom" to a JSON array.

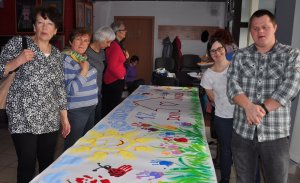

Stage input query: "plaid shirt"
[{"left": 227, "top": 41, "right": 300, "bottom": 142}]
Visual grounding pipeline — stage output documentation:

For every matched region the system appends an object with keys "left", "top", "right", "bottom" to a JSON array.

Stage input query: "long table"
[{"left": 31, "top": 85, "right": 217, "bottom": 183}]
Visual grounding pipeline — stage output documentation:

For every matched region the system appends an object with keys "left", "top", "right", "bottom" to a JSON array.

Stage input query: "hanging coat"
[{"left": 162, "top": 36, "right": 173, "bottom": 58}]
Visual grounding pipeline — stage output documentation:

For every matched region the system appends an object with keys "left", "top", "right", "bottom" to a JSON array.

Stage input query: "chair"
[
  {"left": 152, "top": 57, "right": 178, "bottom": 86},
  {"left": 154, "top": 57, "right": 176, "bottom": 73},
  {"left": 180, "top": 54, "right": 200, "bottom": 72}
]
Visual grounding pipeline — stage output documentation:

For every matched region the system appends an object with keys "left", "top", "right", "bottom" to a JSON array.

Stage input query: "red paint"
[
  {"left": 163, "top": 137, "right": 172, "bottom": 141},
  {"left": 167, "top": 111, "right": 181, "bottom": 121},
  {"left": 174, "top": 137, "right": 188, "bottom": 142},
  {"left": 141, "top": 123, "right": 152, "bottom": 127},
  {"left": 148, "top": 128, "right": 158, "bottom": 131},
  {"left": 108, "top": 165, "right": 132, "bottom": 177},
  {"left": 100, "top": 179, "right": 111, "bottom": 183},
  {"left": 83, "top": 175, "right": 93, "bottom": 179},
  {"left": 75, "top": 178, "right": 84, "bottom": 183}
]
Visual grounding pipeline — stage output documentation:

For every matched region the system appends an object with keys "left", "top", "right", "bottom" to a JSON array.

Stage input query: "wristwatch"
[{"left": 260, "top": 103, "right": 269, "bottom": 115}]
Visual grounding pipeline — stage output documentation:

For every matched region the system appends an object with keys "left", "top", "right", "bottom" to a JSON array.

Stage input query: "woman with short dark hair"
[
  {"left": 0, "top": 6, "right": 70, "bottom": 182},
  {"left": 63, "top": 28, "right": 98, "bottom": 150}
]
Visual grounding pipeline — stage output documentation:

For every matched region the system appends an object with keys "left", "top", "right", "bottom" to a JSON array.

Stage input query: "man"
[{"left": 227, "top": 9, "right": 300, "bottom": 183}]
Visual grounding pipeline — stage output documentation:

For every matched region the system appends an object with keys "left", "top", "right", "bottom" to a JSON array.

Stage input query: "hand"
[
  {"left": 60, "top": 110, "right": 71, "bottom": 138},
  {"left": 124, "top": 50, "right": 130, "bottom": 59},
  {"left": 79, "top": 61, "right": 89, "bottom": 77},
  {"left": 244, "top": 103, "right": 266, "bottom": 125},
  {"left": 108, "top": 165, "right": 132, "bottom": 177},
  {"left": 16, "top": 49, "right": 35, "bottom": 66},
  {"left": 61, "top": 118, "right": 70, "bottom": 138}
]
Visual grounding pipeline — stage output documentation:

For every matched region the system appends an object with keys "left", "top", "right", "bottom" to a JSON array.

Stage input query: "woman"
[
  {"left": 0, "top": 7, "right": 70, "bottom": 183},
  {"left": 101, "top": 21, "right": 129, "bottom": 117},
  {"left": 63, "top": 28, "right": 98, "bottom": 150},
  {"left": 85, "top": 26, "right": 116, "bottom": 124},
  {"left": 211, "top": 29, "right": 238, "bottom": 61},
  {"left": 200, "top": 38, "right": 234, "bottom": 183}
]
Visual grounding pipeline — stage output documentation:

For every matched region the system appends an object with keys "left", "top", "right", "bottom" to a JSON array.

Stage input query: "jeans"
[
  {"left": 11, "top": 131, "right": 58, "bottom": 183},
  {"left": 232, "top": 131, "right": 290, "bottom": 183},
  {"left": 64, "top": 105, "right": 96, "bottom": 150},
  {"left": 94, "top": 94, "right": 102, "bottom": 124},
  {"left": 214, "top": 116, "right": 233, "bottom": 181}
]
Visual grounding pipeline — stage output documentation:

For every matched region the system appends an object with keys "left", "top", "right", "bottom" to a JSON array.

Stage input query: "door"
[{"left": 115, "top": 16, "right": 154, "bottom": 84}]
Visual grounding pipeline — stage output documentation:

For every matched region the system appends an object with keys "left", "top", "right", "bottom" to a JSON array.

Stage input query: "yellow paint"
[
  {"left": 104, "top": 129, "right": 119, "bottom": 136},
  {"left": 162, "top": 151, "right": 171, "bottom": 156},
  {"left": 69, "top": 146, "right": 92, "bottom": 153},
  {"left": 77, "top": 138, "right": 97, "bottom": 146},
  {"left": 70, "top": 128, "right": 157, "bottom": 161},
  {"left": 134, "top": 146, "right": 155, "bottom": 152},
  {"left": 135, "top": 137, "right": 155, "bottom": 143},
  {"left": 119, "top": 150, "right": 136, "bottom": 160},
  {"left": 160, "top": 125, "right": 177, "bottom": 130},
  {"left": 86, "top": 130, "right": 104, "bottom": 138},
  {"left": 89, "top": 151, "right": 107, "bottom": 161}
]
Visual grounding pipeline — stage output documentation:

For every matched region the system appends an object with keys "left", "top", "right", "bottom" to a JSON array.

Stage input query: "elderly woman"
[
  {"left": 63, "top": 28, "right": 98, "bottom": 150},
  {"left": 101, "top": 21, "right": 129, "bottom": 117},
  {"left": 0, "top": 7, "right": 70, "bottom": 182},
  {"left": 85, "top": 26, "right": 115, "bottom": 123}
]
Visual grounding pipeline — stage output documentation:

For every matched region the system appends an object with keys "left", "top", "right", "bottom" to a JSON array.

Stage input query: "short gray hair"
[
  {"left": 110, "top": 20, "right": 124, "bottom": 33},
  {"left": 93, "top": 26, "right": 116, "bottom": 42}
]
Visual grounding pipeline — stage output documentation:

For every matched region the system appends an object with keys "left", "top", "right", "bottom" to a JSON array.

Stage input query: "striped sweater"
[{"left": 63, "top": 54, "right": 98, "bottom": 109}]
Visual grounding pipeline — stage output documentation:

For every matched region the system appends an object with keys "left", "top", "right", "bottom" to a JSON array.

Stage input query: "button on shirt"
[{"left": 227, "top": 42, "right": 300, "bottom": 142}]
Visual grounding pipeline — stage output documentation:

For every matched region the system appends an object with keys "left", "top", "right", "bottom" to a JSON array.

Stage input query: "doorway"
[{"left": 114, "top": 16, "right": 154, "bottom": 84}]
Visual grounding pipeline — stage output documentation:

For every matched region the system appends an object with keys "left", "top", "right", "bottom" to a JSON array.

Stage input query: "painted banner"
[{"left": 31, "top": 85, "right": 217, "bottom": 183}]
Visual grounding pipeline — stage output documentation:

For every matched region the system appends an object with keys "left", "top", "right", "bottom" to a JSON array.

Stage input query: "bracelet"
[{"left": 260, "top": 103, "right": 269, "bottom": 115}]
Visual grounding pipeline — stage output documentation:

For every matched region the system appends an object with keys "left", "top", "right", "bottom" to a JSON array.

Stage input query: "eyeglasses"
[{"left": 210, "top": 46, "right": 224, "bottom": 55}]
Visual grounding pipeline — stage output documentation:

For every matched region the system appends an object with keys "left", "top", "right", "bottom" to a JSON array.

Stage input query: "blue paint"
[
  {"left": 151, "top": 160, "right": 174, "bottom": 167},
  {"left": 108, "top": 101, "right": 135, "bottom": 131},
  {"left": 149, "top": 171, "right": 164, "bottom": 179},
  {"left": 42, "top": 171, "right": 68, "bottom": 183},
  {"left": 93, "top": 123, "right": 109, "bottom": 131},
  {"left": 159, "top": 131, "right": 176, "bottom": 137},
  {"left": 159, "top": 160, "right": 174, "bottom": 166},
  {"left": 136, "top": 112, "right": 156, "bottom": 119},
  {"left": 51, "top": 155, "right": 84, "bottom": 168}
]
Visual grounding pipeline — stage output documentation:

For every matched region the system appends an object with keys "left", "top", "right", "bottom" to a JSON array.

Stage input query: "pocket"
[
  {"left": 267, "top": 62, "right": 284, "bottom": 79},
  {"left": 241, "top": 61, "right": 256, "bottom": 77}
]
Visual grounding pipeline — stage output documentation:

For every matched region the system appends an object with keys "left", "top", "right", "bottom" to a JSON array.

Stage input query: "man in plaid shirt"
[{"left": 227, "top": 9, "right": 300, "bottom": 183}]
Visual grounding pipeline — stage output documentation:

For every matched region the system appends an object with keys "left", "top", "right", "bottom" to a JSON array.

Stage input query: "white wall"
[
  {"left": 289, "top": 0, "right": 300, "bottom": 164},
  {"left": 291, "top": 0, "right": 300, "bottom": 49},
  {"left": 93, "top": 1, "right": 225, "bottom": 60}
]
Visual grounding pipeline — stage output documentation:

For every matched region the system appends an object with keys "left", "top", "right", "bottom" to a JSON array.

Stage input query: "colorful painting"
[{"left": 30, "top": 85, "right": 217, "bottom": 183}]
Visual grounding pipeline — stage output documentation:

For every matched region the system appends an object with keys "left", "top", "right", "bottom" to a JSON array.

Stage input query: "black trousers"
[
  {"left": 94, "top": 94, "right": 102, "bottom": 124},
  {"left": 0, "top": 109, "right": 8, "bottom": 125},
  {"left": 11, "top": 131, "right": 58, "bottom": 183},
  {"left": 101, "top": 79, "right": 125, "bottom": 118}
]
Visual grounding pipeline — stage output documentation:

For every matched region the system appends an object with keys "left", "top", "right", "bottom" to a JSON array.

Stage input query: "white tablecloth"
[{"left": 31, "top": 85, "right": 217, "bottom": 183}]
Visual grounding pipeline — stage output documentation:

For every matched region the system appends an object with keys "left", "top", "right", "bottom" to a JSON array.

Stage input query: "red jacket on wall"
[
  {"left": 104, "top": 40, "right": 127, "bottom": 84},
  {"left": 172, "top": 36, "right": 182, "bottom": 71}
]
